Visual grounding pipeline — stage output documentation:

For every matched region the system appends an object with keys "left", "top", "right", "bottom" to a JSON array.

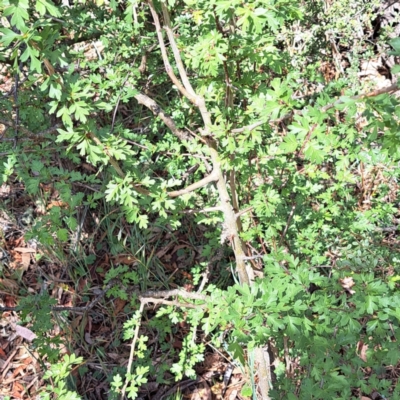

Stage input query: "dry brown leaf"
[
  {"left": 14, "top": 325, "right": 37, "bottom": 342},
  {"left": 19, "top": 252, "right": 31, "bottom": 271},
  {"left": 46, "top": 200, "right": 69, "bottom": 209},
  {"left": 12, "top": 381, "right": 24, "bottom": 398},
  {"left": 0, "top": 279, "right": 19, "bottom": 292},
  {"left": 0, "top": 184, "right": 11, "bottom": 197},
  {"left": 78, "top": 277, "right": 88, "bottom": 293},
  {"left": 227, "top": 389, "right": 238, "bottom": 400},
  {"left": 71, "top": 315, "right": 82, "bottom": 330},
  {"left": 114, "top": 298, "right": 126, "bottom": 315},
  {"left": 85, "top": 332, "right": 94, "bottom": 344},
  {"left": 339, "top": 276, "right": 356, "bottom": 294},
  {"left": 357, "top": 340, "right": 368, "bottom": 362},
  {"left": 13, "top": 247, "right": 36, "bottom": 253},
  {"left": 112, "top": 254, "right": 138, "bottom": 265}
]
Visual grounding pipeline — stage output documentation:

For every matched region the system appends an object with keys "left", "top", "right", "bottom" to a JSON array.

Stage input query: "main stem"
[{"left": 146, "top": 1, "right": 270, "bottom": 397}]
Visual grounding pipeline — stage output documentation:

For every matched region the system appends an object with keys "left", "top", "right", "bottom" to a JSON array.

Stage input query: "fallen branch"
[
  {"left": 140, "top": 289, "right": 208, "bottom": 301},
  {"left": 0, "top": 285, "right": 208, "bottom": 313}
]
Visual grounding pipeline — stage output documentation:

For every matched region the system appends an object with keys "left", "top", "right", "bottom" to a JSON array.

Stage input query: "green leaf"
[
  {"left": 389, "top": 37, "right": 400, "bottom": 56},
  {"left": 5, "top": 5, "right": 30, "bottom": 31},
  {"left": 304, "top": 142, "right": 324, "bottom": 164},
  {"left": 57, "top": 229, "right": 68, "bottom": 242},
  {"left": 36, "top": 0, "right": 61, "bottom": 17},
  {"left": 365, "top": 296, "right": 377, "bottom": 315},
  {"left": 241, "top": 385, "right": 252, "bottom": 397},
  {"left": 0, "top": 28, "right": 21, "bottom": 47},
  {"left": 279, "top": 133, "right": 298, "bottom": 153},
  {"left": 227, "top": 341, "right": 245, "bottom": 365}
]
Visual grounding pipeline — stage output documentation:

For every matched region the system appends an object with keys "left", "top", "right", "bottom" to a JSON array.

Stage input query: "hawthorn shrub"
[{"left": 1, "top": 0, "right": 400, "bottom": 398}]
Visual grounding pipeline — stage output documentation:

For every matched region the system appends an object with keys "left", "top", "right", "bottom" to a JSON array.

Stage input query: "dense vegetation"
[{"left": 1, "top": 0, "right": 400, "bottom": 399}]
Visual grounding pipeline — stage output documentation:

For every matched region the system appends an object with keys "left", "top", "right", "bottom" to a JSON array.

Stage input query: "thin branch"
[
  {"left": 254, "top": 347, "right": 272, "bottom": 400},
  {"left": 232, "top": 81, "right": 400, "bottom": 134},
  {"left": 140, "top": 289, "right": 208, "bottom": 301},
  {"left": 179, "top": 206, "right": 222, "bottom": 214},
  {"left": 147, "top": 0, "right": 198, "bottom": 105},
  {"left": 160, "top": 2, "right": 196, "bottom": 97},
  {"left": 231, "top": 120, "right": 267, "bottom": 134},
  {"left": 321, "top": 82, "right": 400, "bottom": 112},
  {"left": 235, "top": 206, "right": 253, "bottom": 218},
  {"left": 140, "top": 298, "right": 205, "bottom": 309},
  {"left": 0, "top": 119, "right": 61, "bottom": 137},
  {"left": 149, "top": 1, "right": 212, "bottom": 132},
  {"left": 134, "top": 91, "right": 190, "bottom": 141},
  {"left": 279, "top": 201, "right": 296, "bottom": 247},
  {"left": 64, "top": 31, "right": 103, "bottom": 46},
  {"left": 0, "top": 285, "right": 208, "bottom": 313},
  {"left": 168, "top": 170, "right": 219, "bottom": 197},
  {"left": 120, "top": 301, "right": 145, "bottom": 400}
]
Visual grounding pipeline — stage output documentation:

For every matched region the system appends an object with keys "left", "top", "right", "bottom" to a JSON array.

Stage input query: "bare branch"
[
  {"left": 232, "top": 81, "right": 400, "bottom": 133},
  {"left": 235, "top": 206, "right": 253, "bottom": 218},
  {"left": 148, "top": 1, "right": 212, "bottom": 132},
  {"left": 140, "top": 289, "right": 208, "bottom": 301},
  {"left": 121, "top": 301, "right": 145, "bottom": 400},
  {"left": 160, "top": 1, "right": 196, "bottom": 97},
  {"left": 321, "top": 81, "right": 400, "bottom": 113},
  {"left": 147, "top": 0, "right": 198, "bottom": 105},
  {"left": 254, "top": 347, "right": 272, "bottom": 400},
  {"left": 134, "top": 91, "right": 190, "bottom": 141},
  {"left": 168, "top": 170, "right": 219, "bottom": 197},
  {"left": 179, "top": 206, "right": 222, "bottom": 214},
  {"left": 231, "top": 120, "right": 267, "bottom": 134},
  {"left": 146, "top": 0, "right": 253, "bottom": 286},
  {"left": 140, "top": 298, "right": 205, "bottom": 309}
]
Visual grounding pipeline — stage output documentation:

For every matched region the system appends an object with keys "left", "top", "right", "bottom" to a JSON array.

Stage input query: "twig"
[
  {"left": 0, "top": 280, "right": 115, "bottom": 313},
  {"left": 139, "top": 298, "right": 205, "bottom": 309},
  {"left": 168, "top": 170, "right": 219, "bottom": 197},
  {"left": 160, "top": 2, "right": 196, "bottom": 98},
  {"left": 296, "top": 124, "right": 318, "bottom": 158},
  {"left": 231, "top": 81, "right": 400, "bottom": 134},
  {"left": 153, "top": 378, "right": 200, "bottom": 400},
  {"left": 111, "top": 74, "right": 131, "bottom": 133},
  {"left": 140, "top": 289, "right": 208, "bottom": 301},
  {"left": 179, "top": 206, "right": 222, "bottom": 215},
  {"left": 0, "top": 119, "right": 61, "bottom": 137},
  {"left": 134, "top": 91, "right": 190, "bottom": 141},
  {"left": 321, "top": 82, "right": 400, "bottom": 113},
  {"left": 235, "top": 206, "right": 253, "bottom": 218},
  {"left": 197, "top": 265, "right": 210, "bottom": 293},
  {"left": 231, "top": 120, "right": 267, "bottom": 134},
  {"left": 120, "top": 301, "right": 145, "bottom": 400},
  {"left": 279, "top": 200, "right": 296, "bottom": 247},
  {"left": 147, "top": 0, "right": 198, "bottom": 105}
]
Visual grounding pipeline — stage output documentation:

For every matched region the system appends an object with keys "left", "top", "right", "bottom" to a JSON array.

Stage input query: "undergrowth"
[{"left": 1, "top": 0, "right": 400, "bottom": 399}]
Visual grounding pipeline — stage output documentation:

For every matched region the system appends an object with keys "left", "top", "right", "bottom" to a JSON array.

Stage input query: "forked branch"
[{"left": 145, "top": 3, "right": 270, "bottom": 397}]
